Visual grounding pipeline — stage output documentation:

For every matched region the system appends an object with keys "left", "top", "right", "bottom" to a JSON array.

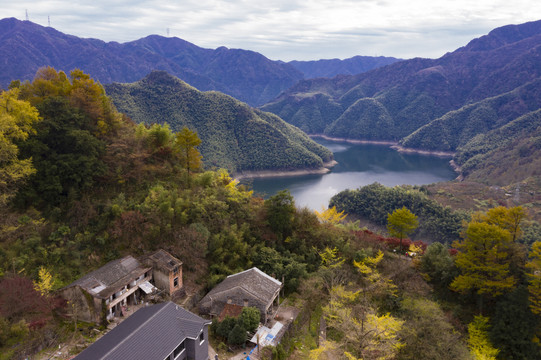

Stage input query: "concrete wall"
[
  {"left": 153, "top": 267, "right": 183, "bottom": 296},
  {"left": 61, "top": 286, "right": 101, "bottom": 323}
]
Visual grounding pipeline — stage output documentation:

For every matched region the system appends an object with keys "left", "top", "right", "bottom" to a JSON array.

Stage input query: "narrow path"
[{"left": 319, "top": 315, "right": 327, "bottom": 345}]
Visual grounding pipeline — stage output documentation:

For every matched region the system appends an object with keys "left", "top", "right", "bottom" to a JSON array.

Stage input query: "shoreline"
[
  {"left": 234, "top": 135, "right": 459, "bottom": 180},
  {"left": 449, "top": 159, "right": 464, "bottom": 180},
  {"left": 310, "top": 134, "right": 456, "bottom": 158},
  {"left": 309, "top": 134, "right": 398, "bottom": 146},
  {"left": 390, "top": 145, "right": 455, "bottom": 158},
  {"left": 234, "top": 160, "right": 338, "bottom": 180}
]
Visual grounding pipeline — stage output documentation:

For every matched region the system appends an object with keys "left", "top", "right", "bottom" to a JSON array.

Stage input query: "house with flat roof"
[
  {"left": 74, "top": 301, "right": 210, "bottom": 360},
  {"left": 199, "top": 267, "right": 282, "bottom": 323}
]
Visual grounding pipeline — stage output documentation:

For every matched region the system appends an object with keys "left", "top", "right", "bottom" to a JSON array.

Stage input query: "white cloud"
[{"left": 2, "top": 0, "right": 541, "bottom": 60}]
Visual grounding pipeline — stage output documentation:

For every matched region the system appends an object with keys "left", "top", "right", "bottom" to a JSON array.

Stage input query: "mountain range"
[
  {"left": 0, "top": 17, "right": 397, "bottom": 106},
  {"left": 2, "top": 16, "right": 541, "bottom": 185},
  {"left": 105, "top": 71, "right": 332, "bottom": 173},
  {"left": 262, "top": 19, "right": 541, "bottom": 184}
]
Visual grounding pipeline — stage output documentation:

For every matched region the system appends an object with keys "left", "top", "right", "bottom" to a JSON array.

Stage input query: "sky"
[{"left": 2, "top": 1, "right": 541, "bottom": 61}]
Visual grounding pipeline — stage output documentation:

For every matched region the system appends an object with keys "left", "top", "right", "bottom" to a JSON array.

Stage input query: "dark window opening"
[
  {"left": 174, "top": 277, "right": 179, "bottom": 287},
  {"left": 199, "top": 331, "right": 204, "bottom": 343},
  {"left": 173, "top": 340, "right": 185, "bottom": 358}
]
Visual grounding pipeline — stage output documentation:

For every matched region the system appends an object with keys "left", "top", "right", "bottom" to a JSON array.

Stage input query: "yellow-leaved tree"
[
  {"left": 322, "top": 285, "right": 403, "bottom": 360},
  {"left": 314, "top": 206, "right": 347, "bottom": 225},
  {"left": 0, "top": 88, "right": 40, "bottom": 206},
  {"left": 175, "top": 126, "right": 202, "bottom": 175},
  {"left": 320, "top": 250, "right": 403, "bottom": 359},
  {"left": 387, "top": 206, "right": 418, "bottom": 253},
  {"left": 33, "top": 266, "right": 53, "bottom": 296},
  {"left": 468, "top": 315, "right": 499, "bottom": 360},
  {"left": 318, "top": 247, "right": 346, "bottom": 292},
  {"left": 476, "top": 206, "right": 526, "bottom": 242}
]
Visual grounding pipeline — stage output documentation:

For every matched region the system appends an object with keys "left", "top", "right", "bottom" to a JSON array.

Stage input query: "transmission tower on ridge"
[
  {"left": 48, "top": 16, "right": 51, "bottom": 27},
  {"left": 25, "top": 9, "right": 29, "bottom": 21},
  {"left": 167, "top": 28, "right": 170, "bottom": 37}
]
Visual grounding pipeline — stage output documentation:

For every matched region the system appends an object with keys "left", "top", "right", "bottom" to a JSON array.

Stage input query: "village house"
[
  {"left": 141, "top": 249, "right": 184, "bottom": 298},
  {"left": 61, "top": 250, "right": 183, "bottom": 323},
  {"left": 199, "top": 267, "right": 282, "bottom": 323},
  {"left": 74, "top": 301, "right": 211, "bottom": 360}
]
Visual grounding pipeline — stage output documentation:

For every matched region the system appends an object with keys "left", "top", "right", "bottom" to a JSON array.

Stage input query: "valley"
[
  {"left": 245, "top": 137, "right": 457, "bottom": 210},
  {"left": 0, "top": 15, "right": 541, "bottom": 360}
]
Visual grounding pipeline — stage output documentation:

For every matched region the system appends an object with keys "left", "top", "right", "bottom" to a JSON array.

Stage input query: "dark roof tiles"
[
  {"left": 74, "top": 302, "right": 210, "bottom": 360},
  {"left": 67, "top": 256, "right": 150, "bottom": 299},
  {"left": 200, "top": 267, "right": 282, "bottom": 309}
]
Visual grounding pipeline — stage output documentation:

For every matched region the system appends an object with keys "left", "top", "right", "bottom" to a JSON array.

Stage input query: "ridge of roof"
[
  {"left": 98, "top": 302, "right": 170, "bottom": 360},
  {"left": 227, "top": 267, "right": 282, "bottom": 286},
  {"left": 201, "top": 267, "right": 282, "bottom": 307},
  {"left": 206, "top": 284, "right": 267, "bottom": 304}
]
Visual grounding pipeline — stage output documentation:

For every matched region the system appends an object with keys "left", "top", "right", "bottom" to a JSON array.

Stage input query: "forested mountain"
[
  {"left": 0, "top": 18, "right": 396, "bottom": 107},
  {"left": 288, "top": 55, "right": 400, "bottom": 79},
  {"left": 2, "top": 40, "right": 541, "bottom": 360},
  {"left": 0, "top": 68, "right": 481, "bottom": 360},
  {"left": 105, "top": 71, "right": 332, "bottom": 173},
  {"left": 262, "top": 20, "right": 541, "bottom": 184},
  {"left": 0, "top": 17, "right": 302, "bottom": 106}
]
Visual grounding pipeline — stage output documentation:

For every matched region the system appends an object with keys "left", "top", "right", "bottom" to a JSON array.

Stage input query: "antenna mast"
[
  {"left": 166, "top": 28, "right": 170, "bottom": 37},
  {"left": 25, "top": 9, "right": 29, "bottom": 21},
  {"left": 48, "top": 16, "right": 51, "bottom": 27}
]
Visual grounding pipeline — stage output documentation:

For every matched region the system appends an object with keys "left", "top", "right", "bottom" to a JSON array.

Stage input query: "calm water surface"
[{"left": 243, "top": 138, "right": 456, "bottom": 210}]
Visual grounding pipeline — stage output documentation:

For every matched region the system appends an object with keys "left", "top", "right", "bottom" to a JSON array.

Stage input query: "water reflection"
[{"left": 244, "top": 138, "right": 456, "bottom": 210}]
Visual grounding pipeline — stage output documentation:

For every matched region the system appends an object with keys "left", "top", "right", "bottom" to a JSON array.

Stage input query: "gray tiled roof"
[
  {"left": 200, "top": 267, "right": 282, "bottom": 309},
  {"left": 74, "top": 302, "right": 210, "bottom": 360},
  {"left": 66, "top": 256, "right": 150, "bottom": 299}
]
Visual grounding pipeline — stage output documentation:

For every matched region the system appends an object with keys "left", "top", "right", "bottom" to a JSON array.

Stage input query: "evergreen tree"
[
  {"left": 265, "top": 190, "right": 295, "bottom": 243},
  {"left": 451, "top": 221, "right": 516, "bottom": 313},
  {"left": 527, "top": 241, "right": 541, "bottom": 315},
  {"left": 228, "top": 323, "right": 247, "bottom": 346},
  {"left": 489, "top": 287, "right": 539, "bottom": 360}
]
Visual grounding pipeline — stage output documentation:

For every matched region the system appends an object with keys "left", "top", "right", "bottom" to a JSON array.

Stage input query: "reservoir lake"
[{"left": 243, "top": 138, "right": 457, "bottom": 210}]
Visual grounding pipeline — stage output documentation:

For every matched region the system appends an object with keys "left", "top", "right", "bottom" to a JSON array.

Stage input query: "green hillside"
[
  {"left": 456, "top": 109, "right": 541, "bottom": 183},
  {"left": 261, "top": 21, "right": 541, "bottom": 188},
  {"left": 3, "top": 67, "right": 541, "bottom": 360},
  {"left": 325, "top": 98, "right": 395, "bottom": 140},
  {"left": 0, "top": 68, "right": 475, "bottom": 359},
  {"left": 105, "top": 71, "right": 332, "bottom": 173},
  {"left": 400, "top": 79, "right": 541, "bottom": 151}
]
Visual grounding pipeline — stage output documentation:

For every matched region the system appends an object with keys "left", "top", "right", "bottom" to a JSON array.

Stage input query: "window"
[
  {"left": 173, "top": 266, "right": 179, "bottom": 275},
  {"left": 199, "top": 331, "right": 205, "bottom": 344},
  {"left": 173, "top": 277, "right": 179, "bottom": 288},
  {"left": 173, "top": 341, "right": 185, "bottom": 359}
]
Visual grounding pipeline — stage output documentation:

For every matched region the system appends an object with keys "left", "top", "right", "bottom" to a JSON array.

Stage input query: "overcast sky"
[{"left": 3, "top": 1, "right": 541, "bottom": 61}]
